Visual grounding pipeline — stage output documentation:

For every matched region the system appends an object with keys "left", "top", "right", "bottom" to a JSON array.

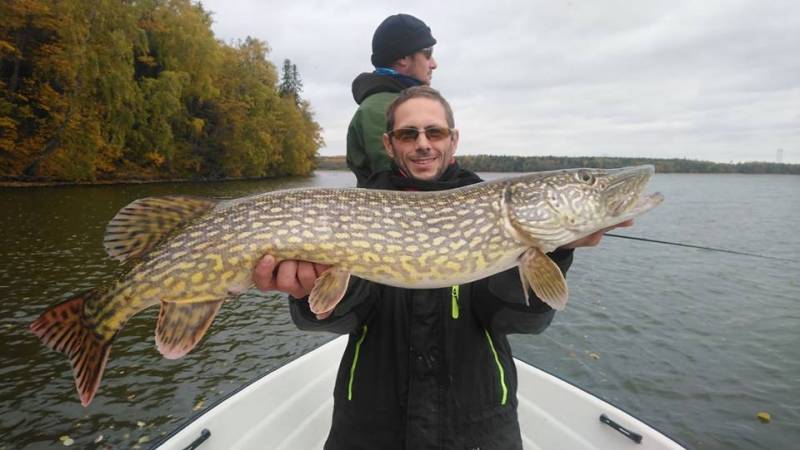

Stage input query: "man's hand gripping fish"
[{"left": 30, "top": 165, "right": 663, "bottom": 406}]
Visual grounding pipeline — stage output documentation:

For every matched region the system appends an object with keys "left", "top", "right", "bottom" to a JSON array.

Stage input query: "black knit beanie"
[{"left": 371, "top": 14, "right": 437, "bottom": 67}]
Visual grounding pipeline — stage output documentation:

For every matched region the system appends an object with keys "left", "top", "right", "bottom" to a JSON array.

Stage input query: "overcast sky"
[{"left": 201, "top": 0, "right": 799, "bottom": 164}]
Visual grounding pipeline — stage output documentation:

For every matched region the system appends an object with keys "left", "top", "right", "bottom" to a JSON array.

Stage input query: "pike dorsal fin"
[{"left": 104, "top": 196, "right": 217, "bottom": 263}]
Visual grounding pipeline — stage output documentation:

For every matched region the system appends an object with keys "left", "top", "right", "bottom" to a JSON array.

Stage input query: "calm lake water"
[{"left": 0, "top": 171, "right": 798, "bottom": 449}]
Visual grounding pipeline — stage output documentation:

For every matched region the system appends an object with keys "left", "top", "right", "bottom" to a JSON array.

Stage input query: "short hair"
[{"left": 385, "top": 86, "right": 455, "bottom": 132}]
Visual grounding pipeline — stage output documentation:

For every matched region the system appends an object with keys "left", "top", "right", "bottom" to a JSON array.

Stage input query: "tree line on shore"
[
  {"left": 317, "top": 155, "right": 800, "bottom": 175},
  {"left": 1, "top": 0, "right": 322, "bottom": 182}
]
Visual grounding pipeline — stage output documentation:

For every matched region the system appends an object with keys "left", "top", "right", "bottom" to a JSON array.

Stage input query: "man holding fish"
[{"left": 254, "top": 85, "right": 635, "bottom": 449}]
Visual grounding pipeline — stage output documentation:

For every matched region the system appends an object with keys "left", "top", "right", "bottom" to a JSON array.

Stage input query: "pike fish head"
[{"left": 505, "top": 165, "right": 663, "bottom": 250}]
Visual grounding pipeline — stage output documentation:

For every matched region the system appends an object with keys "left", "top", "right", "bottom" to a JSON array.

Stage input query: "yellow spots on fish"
[
  {"left": 352, "top": 240, "right": 370, "bottom": 249},
  {"left": 411, "top": 220, "right": 424, "bottom": 228},
  {"left": 453, "top": 251, "right": 469, "bottom": 261},
  {"left": 475, "top": 254, "right": 489, "bottom": 271},
  {"left": 270, "top": 207, "right": 282, "bottom": 213},
  {"left": 417, "top": 233, "right": 429, "bottom": 242},
  {"left": 191, "top": 273, "right": 204, "bottom": 284},
  {"left": 442, "top": 223, "right": 456, "bottom": 230},
  {"left": 449, "top": 239, "right": 467, "bottom": 251},
  {"left": 177, "top": 261, "right": 196, "bottom": 270},
  {"left": 205, "top": 254, "right": 224, "bottom": 271},
  {"left": 480, "top": 223, "right": 494, "bottom": 234},
  {"left": 251, "top": 222, "right": 263, "bottom": 228},
  {"left": 194, "top": 242, "right": 211, "bottom": 251},
  {"left": 432, "top": 236, "right": 446, "bottom": 247},
  {"left": 368, "top": 233, "right": 385, "bottom": 241},
  {"left": 277, "top": 229, "right": 289, "bottom": 236},
  {"left": 434, "top": 255, "right": 449, "bottom": 266},
  {"left": 350, "top": 223, "right": 368, "bottom": 231},
  {"left": 301, "top": 230, "right": 314, "bottom": 239},
  {"left": 230, "top": 244, "right": 245, "bottom": 253},
  {"left": 335, "top": 232, "right": 350, "bottom": 240},
  {"left": 220, "top": 271, "right": 235, "bottom": 283},
  {"left": 406, "top": 245, "right": 419, "bottom": 253},
  {"left": 286, "top": 220, "right": 301, "bottom": 228},
  {"left": 171, "top": 281, "right": 186, "bottom": 296},
  {"left": 224, "top": 255, "right": 239, "bottom": 266},
  {"left": 362, "top": 252, "right": 380, "bottom": 263},
  {"left": 382, "top": 217, "right": 396, "bottom": 226},
  {"left": 419, "top": 250, "right": 437, "bottom": 265},
  {"left": 469, "top": 236, "right": 484, "bottom": 248},
  {"left": 461, "top": 219, "right": 474, "bottom": 228},
  {"left": 287, "top": 236, "right": 302, "bottom": 244},
  {"left": 444, "top": 261, "right": 461, "bottom": 272},
  {"left": 386, "top": 230, "right": 402, "bottom": 239},
  {"left": 320, "top": 242, "right": 335, "bottom": 251},
  {"left": 303, "top": 243, "right": 316, "bottom": 252},
  {"left": 386, "top": 244, "right": 403, "bottom": 253}
]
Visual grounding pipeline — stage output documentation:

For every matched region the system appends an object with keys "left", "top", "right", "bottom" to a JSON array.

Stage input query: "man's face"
[
  {"left": 404, "top": 48, "right": 437, "bottom": 85},
  {"left": 383, "top": 97, "right": 458, "bottom": 181}
]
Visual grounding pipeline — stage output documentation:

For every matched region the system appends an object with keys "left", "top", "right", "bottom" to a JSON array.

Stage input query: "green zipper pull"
[{"left": 451, "top": 285, "right": 460, "bottom": 319}]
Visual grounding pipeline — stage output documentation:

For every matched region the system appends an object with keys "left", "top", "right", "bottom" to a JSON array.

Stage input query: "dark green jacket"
[
  {"left": 346, "top": 73, "right": 414, "bottom": 187},
  {"left": 289, "top": 166, "right": 574, "bottom": 449}
]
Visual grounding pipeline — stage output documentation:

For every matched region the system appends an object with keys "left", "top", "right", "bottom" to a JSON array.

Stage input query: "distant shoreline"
[
  {"left": 319, "top": 155, "right": 800, "bottom": 175},
  {"left": 2, "top": 155, "right": 797, "bottom": 187}
]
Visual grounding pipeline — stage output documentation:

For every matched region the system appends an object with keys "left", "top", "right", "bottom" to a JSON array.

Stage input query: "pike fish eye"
[{"left": 577, "top": 170, "right": 594, "bottom": 183}]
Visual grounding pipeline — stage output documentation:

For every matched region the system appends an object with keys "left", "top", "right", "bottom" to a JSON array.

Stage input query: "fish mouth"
[{"left": 603, "top": 165, "right": 663, "bottom": 222}]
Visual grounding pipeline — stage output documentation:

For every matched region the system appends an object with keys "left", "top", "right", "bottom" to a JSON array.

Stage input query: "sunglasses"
[{"left": 388, "top": 126, "right": 454, "bottom": 143}]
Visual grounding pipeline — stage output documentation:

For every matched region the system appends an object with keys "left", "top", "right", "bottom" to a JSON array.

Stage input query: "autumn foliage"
[{"left": 0, "top": 0, "right": 323, "bottom": 182}]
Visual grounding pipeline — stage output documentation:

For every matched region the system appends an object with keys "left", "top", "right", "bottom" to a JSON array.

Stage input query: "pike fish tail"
[
  {"left": 31, "top": 194, "right": 224, "bottom": 406},
  {"left": 29, "top": 290, "right": 112, "bottom": 407}
]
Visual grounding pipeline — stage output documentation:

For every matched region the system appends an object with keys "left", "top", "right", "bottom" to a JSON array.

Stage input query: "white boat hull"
[{"left": 153, "top": 336, "right": 685, "bottom": 449}]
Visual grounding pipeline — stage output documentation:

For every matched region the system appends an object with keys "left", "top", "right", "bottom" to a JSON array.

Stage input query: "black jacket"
[{"left": 289, "top": 165, "right": 574, "bottom": 449}]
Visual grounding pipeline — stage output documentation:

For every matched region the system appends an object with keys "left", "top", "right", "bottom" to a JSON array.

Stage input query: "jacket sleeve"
[
  {"left": 471, "top": 248, "right": 574, "bottom": 335},
  {"left": 288, "top": 276, "right": 376, "bottom": 334}
]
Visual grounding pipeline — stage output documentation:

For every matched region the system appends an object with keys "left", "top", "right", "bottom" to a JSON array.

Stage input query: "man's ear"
[
  {"left": 449, "top": 129, "right": 459, "bottom": 163},
  {"left": 383, "top": 133, "right": 394, "bottom": 158},
  {"left": 392, "top": 56, "right": 410, "bottom": 71}
]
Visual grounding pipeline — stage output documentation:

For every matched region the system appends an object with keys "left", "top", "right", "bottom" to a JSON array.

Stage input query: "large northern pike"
[{"left": 31, "top": 165, "right": 663, "bottom": 406}]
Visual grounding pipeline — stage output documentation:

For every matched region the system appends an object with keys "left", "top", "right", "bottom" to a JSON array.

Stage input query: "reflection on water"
[{"left": 0, "top": 171, "right": 798, "bottom": 449}]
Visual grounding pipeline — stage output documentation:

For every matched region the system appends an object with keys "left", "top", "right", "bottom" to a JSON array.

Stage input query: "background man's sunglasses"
[{"left": 388, "top": 126, "right": 454, "bottom": 143}]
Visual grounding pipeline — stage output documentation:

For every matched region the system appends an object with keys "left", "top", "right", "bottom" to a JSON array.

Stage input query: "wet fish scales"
[{"left": 30, "top": 165, "right": 663, "bottom": 405}]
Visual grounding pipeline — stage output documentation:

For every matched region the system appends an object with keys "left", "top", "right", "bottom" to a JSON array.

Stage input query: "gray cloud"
[{"left": 202, "top": 0, "right": 800, "bottom": 163}]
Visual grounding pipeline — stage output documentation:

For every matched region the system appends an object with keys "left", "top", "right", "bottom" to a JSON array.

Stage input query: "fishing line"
[{"left": 604, "top": 233, "right": 799, "bottom": 263}]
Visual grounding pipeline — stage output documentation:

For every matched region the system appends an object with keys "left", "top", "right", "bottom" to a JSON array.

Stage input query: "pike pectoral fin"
[
  {"left": 308, "top": 267, "right": 351, "bottom": 316},
  {"left": 155, "top": 298, "right": 224, "bottom": 359},
  {"left": 519, "top": 248, "right": 569, "bottom": 311}
]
